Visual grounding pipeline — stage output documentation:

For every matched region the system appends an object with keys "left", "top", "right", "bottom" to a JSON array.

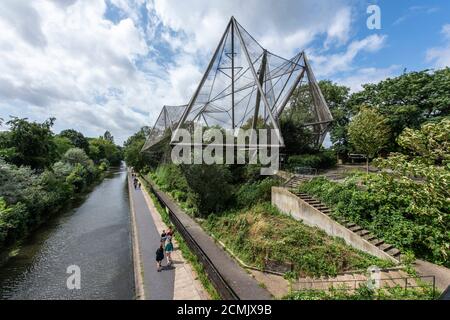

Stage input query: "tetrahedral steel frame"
[{"left": 142, "top": 17, "right": 333, "bottom": 152}]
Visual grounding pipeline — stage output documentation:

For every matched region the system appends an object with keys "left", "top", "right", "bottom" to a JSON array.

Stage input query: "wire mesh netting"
[
  {"left": 142, "top": 105, "right": 186, "bottom": 151},
  {"left": 143, "top": 17, "right": 333, "bottom": 152}
]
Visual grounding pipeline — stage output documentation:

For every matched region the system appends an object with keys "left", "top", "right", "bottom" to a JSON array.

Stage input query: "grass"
[
  {"left": 202, "top": 202, "right": 394, "bottom": 278},
  {"left": 284, "top": 283, "right": 438, "bottom": 300},
  {"left": 140, "top": 179, "right": 220, "bottom": 300}
]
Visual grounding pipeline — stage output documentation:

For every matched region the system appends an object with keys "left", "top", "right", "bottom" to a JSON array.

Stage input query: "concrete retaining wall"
[{"left": 271, "top": 187, "right": 398, "bottom": 263}]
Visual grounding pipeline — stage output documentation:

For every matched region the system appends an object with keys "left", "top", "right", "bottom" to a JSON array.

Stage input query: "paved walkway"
[
  {"left": 150, "top": 181, "right": 272, "bottom": 300},
  {"left": 128, "top": 173, "right": 206, "bottom": 300},
  {"left": 414, "top": 259, "right": 450, "bottom": 292}
]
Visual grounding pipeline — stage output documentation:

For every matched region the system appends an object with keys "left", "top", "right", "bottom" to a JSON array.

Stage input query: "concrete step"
[
  {"left": 356, "top": 229, "right": 370, "bottom": 237},
  {"left": 386, "top": 248, "right": 401, "bottom": 257},
  {"left": 346, "top": 222, "right": 356, "bottom": 228},
  {"left": 349, "top": 225, "right": 363, "bottom": 232},
  {"left": 371, "top": 239, "right": 384, "bottom": 246},
  {"left": 379, "top": 243, "right": 394, "bottom": 252},
  {"left": 362, "top": 233, "right": 376, "bottom": 241}
]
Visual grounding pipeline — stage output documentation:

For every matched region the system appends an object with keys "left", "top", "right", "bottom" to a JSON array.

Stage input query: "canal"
[{"left": 0, "top": 164, "right": 134, "bottom": 299}]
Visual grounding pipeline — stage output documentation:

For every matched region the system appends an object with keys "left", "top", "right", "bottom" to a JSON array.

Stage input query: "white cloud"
[
  {"left": 310, "top": 34, "right": 387, "bottom": 77},
  {"left": 335, "top": 65, "right": 401, "bottom": 92},
  {"left": 426, "top": 24, "right": 450, "bottom": 69},
  {"left": 0, "top": 0, "right": 395, "bottom": 144},
  {"left": 152, "top": 0, "right": 353, "bottom": 57}
]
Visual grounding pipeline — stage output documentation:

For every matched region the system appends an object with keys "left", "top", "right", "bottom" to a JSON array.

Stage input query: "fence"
[{"left": 143, "top": 176, "right": 240, "bottom": 300}]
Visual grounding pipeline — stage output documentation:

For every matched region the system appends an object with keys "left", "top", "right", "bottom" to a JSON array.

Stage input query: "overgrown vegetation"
[
  {"left": 286, "top": 150, "right": 337, "bottom": 171},
  {"left": 0, "top": 118, "right": 122, "bottom": 249},
  {"left": 284, "top": 283, "right": 437, "bottom": 300},
  {"left": 298, "top": 119, "right": 449, "bottom": 267},
  {"left": 202, "top": 203, "right": 393, "bottom": 278}
]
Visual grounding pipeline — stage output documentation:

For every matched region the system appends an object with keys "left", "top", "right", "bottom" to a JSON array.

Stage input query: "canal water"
[{"left": 0, "top": 164, "right": 134, "bottom": 299}]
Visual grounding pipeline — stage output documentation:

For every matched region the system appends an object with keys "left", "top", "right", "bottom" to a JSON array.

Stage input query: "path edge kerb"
[{"left": 127, "top": 170, "right": 145, "bottom": 300}]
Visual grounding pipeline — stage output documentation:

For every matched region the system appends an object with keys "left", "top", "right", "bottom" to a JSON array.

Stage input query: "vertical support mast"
[
  {"left": 252, "top": 49, "right": 267, "bottom": 129},
  {"left": 233, "top": 17, "right": 284, "bottom": 146},
  {"left": 231, "top": 18, "right": 235, "bottom": 130},
  {"left": 171, "top": 18, "right": 232, "bottom": 143}
]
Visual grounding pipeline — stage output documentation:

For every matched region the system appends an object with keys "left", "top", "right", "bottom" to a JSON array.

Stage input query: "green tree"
[
  {"left": 62, "top": 148, "right": 92, "bottom": 167},
  {"left": 59, "top": 129, "right": 90, "bottom": 153},
  {"left": 103, "top": 130, "right": 114, "bottom": 143},
  {"left": 396, "top": 118, "right": 450, "bottom": 165},
  {"left": 123, "top": 126, "right": 161, "bottom": 172},
  {"left": 348, "top": 68, "right": 450, "bottom": 149},
  {"left": 1, "top": 117, "right": 57, "bottom": 170},
  {"left": 53, "top": 136, "right": 74, "bottom": 158},
  {"left": 88, "top": 137, "right": 122, "bottom": 166},
  {"left": 319, "top": 81, "right": 353, "bottom": 158},
  {"left": 348, "top": 108, "right": 390, "bottom": 172}
]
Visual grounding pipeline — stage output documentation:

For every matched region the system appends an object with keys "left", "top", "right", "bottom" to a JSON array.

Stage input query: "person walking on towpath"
[
  {"left": 160, "top": 230, "right": 167, "bottom": 245},
  {"left": 165, "top": 235, "right": 174, "bottom": 266},
  {"left": 156, "top": 244, "right": 165, "bottom": 272},
  {"left": 166, "top": 226, "right": 175, "bottom": 237}
]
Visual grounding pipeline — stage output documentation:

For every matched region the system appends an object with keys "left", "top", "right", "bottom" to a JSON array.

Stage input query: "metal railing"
[
  {"left": 144, "top": 177, "right": 240, "bottom": 300},
  {"left": 294, "top": 275, "right": 436, "bottom": 297}
]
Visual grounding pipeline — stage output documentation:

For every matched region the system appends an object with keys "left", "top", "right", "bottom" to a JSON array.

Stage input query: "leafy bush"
[
  {"left": 0, "top": 197, "right": 29, "bottom": 245},
  {"left": 299, "top": 174, "right": 449, "bottom": 267},
  {"left": 203, "top": 203, "right": 392, "bottom": 277},
  {"left": 151, "top": 163, "right": 234, "bottom": 215},
  {"left": 62, "top": 148, "right": 91, "bottom": 167},
  {"left": 287, "top": 150, "right": 336, "bottom": 170},
  {"left": 284, "top": 283, "right": 436, "bottom": 300},
  {"left": 0, "top": 152, "right": 103, "bottom": 249},
  {"left": 235, "top": 178, "right": 280, "bottom": 209}
]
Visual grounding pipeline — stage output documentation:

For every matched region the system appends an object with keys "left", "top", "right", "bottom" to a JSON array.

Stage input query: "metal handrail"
[
  {"left": 295, "top": 275, "right": 436, "bottom": 297},
  {"left": 143, "top": 176, "right": 240, "bottom": 300}
]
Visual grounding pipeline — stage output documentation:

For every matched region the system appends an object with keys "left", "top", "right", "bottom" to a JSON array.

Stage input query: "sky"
[{"left": 0, "top": 0, "right": 449, "bottom": 145}]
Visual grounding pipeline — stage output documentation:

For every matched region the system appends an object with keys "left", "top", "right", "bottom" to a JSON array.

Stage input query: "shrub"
[
  {"left": 287, "top": 150, "right": 336, "bottom": 170},
  {"left": 0, "top": 197, "right": 29, "bottom": 246},
  {"left": 235, "top": 178, "right": 280, "bottom": 209},
  {"left": 62, "top": 148, "right": 91, "bottom": 167},
  {"left": 203, "top": 203, "right": 392, "bottom": 277},
  {"left": 299, "top": 174, "right": 449, "bottom": 267}
]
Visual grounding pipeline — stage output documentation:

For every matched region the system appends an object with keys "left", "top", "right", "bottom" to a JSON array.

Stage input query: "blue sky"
[{"left": 0, "top": 0, "right": 449, "bottom": 144}]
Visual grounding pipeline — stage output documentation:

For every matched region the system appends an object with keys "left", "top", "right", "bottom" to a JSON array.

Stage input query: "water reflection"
[{"left": 0, "top": 165, "right": 134, "bottom": 300}]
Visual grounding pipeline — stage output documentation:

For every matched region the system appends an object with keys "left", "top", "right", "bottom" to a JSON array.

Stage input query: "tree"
[
  {"left": 348, "top": 108, "right": 390, "bottom": 172},
  {"left": 395, "top": 118, "right": 450, "bottom": 165},
  {"left": 319, "top": 81, "right": 353, "bottom": 159},
  {"left": 347, "top": 68, "right": 450, "bottom": 150},
  {"left": 123, "top": 126, "right": 157, "bottom": 171},
  {"left": 103, "top": 130, "right": 114, "bottom": 143},
  {"left": 88, "top": 137, "right": 122, "bottom": 166},
  {"left": 281, "top": 80, "right": 352, "bottom": 157},
  {"left": 62, "top": 148, "right": 91, "bottom": 167},
  {"left": 59, "top": 129, "right": 90, "bottom": 153},
  {"left": 54, "top": 136, "right": 74, "bottom": 158},
  {"left": 1, "top": 117, "right": 57, "bottom": 170}
]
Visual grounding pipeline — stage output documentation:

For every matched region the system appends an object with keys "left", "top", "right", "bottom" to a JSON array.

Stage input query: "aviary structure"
[{"left": 142, "top": 17, "right": 332, "bottom": 152}]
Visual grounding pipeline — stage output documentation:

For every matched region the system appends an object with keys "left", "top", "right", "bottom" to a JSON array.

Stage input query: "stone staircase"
[
  {"left": 291, "top": 191, "right": 402, "bottom": 261},
  {"left": 293, "top": 269, "right": 418, "bottom": 292},
  {"left": 284, "top": 175, "right": 313, "bottom": 189}
]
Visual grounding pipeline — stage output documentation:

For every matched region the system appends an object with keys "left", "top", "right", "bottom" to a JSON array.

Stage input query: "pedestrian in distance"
[
  {"left": 165, "top": 236, "right": 174, "bottom": 266},
  {"left": 156, "top": 244, "right": 165, "bottom": 272}
]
